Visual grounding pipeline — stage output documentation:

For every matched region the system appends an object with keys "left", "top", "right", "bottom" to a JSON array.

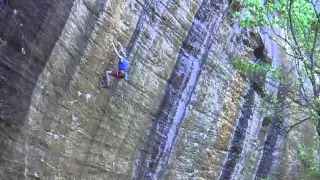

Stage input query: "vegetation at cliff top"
[{"left": 232, "top": 0, "right": 320, "bottom": 178}]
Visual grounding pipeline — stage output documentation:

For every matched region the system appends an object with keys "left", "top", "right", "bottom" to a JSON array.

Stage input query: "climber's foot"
[{"left": 100, "top": 76, "right": 109, "bottom": 88}]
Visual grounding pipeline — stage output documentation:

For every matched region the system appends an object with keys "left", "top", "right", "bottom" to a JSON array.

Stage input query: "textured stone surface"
[{"left": 0, "top": 0, "right": 318, "bottom": 180}]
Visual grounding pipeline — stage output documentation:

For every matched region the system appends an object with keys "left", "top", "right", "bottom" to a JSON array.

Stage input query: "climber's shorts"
[{"left": 110, "top": 69, "right": 125, "bottom": 79}]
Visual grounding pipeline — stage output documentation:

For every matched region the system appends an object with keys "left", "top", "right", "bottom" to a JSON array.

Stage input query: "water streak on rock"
[
  {"left": 219, "top": 86, "right": 255, "bottom": 179},
  {"left": 132, "top": 0, "right": 229, "bottom": 179}
]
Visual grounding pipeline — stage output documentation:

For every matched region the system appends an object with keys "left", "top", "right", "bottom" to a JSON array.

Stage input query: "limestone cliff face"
[{"left": 0, "top": 0, "right": 317, "bottom": 180}]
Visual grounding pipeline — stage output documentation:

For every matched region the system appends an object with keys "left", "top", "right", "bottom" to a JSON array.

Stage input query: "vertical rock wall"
[
  {"left": 0, "top": 0, "right": 317, "bottom": 179},
  {"left": 0, "top": 0, "right": 75, "bottom": 178}
]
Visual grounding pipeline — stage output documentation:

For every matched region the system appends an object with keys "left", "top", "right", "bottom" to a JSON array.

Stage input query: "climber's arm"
[
  {"left": 118, "top": 42, "right": 126, "bottom": 57},
  {"left": 112, "top": 42, "right": 123, "bottom": 59}
]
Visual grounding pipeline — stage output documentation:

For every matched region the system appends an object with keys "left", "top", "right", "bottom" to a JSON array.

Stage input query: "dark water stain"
[
  {"left": 132, "top": 0, "right": 229, "bottom": 179},
  {"left": 254, "top": 84, "right": 287, "bottom": 179},
  {"left": 219, "top": 87, "right": 255, "bottom": 180},
  {"left": 126, "top": 0, "right": 173, "bottom": 55},
  {"left": 126, "top": 0, "right": 151, "bottom": 55},
  {"left": 59, "top": 0, "right": 109, "bottom": 91},
  {"left": 0, "top": 0, "right": 75, "bottom": 177}
]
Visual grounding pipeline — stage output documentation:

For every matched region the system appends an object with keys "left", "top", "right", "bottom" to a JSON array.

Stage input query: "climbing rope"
[{"left": 20, "top": 23, "right": 25, "bottom": 54}]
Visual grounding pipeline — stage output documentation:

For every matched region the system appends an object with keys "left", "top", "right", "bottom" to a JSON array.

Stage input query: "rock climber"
[{"left": 101, "top": 42, "right": 129, "bottom": 88}]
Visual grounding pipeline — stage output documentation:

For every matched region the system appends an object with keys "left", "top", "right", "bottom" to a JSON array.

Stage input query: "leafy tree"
[
  {"left": 231, "top": 0, "right": 320, "bottom": 177},
  {"left": 234, "top": 0, "right": 320, "bottom": 134}
]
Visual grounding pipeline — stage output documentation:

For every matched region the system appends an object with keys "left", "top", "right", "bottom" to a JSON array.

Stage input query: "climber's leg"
[{"left": 101, "top": 70, "right": 121, "bottom": 88}]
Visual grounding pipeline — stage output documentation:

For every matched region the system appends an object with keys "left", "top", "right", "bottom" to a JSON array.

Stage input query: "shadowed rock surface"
[{"left": 0, "top": 0, "right": 318, "bottom": 179}]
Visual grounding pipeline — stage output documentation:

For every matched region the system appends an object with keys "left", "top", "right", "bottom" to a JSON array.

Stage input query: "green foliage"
[
  {"left": 230, "top": 59, "right": 281, "bottom": 80},
  {"left": 234, "top": 0, "right": 318, "bottom": 46},
  {"left": 313, "top": 97, "right": 320, "bottom": 106},
  {"left": 232, "top": 0, "right": 320, "bottom": 177},
  {"left": 298, "top": 142, "right": 320, "bottom": 176},
  {"left": 234, "top": 0, "right": 320, "bottom": 65},
  {"left": 235, "top": 0, "right": 270, "bottom": 27},
  {"left": 298, "top": 144, "right": 308, "bottom": 159}
]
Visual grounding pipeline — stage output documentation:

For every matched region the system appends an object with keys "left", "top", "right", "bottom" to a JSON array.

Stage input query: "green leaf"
[{"left": 232, "top": 11, "right": 241, "bottom": 17}]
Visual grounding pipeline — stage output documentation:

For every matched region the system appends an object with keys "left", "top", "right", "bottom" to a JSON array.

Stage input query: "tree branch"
[
  {"left": 288, "top": 0, "right": 304, "bottom": 57},
  {"left": 285, "top": 116, "right": 312, "bottom": 136},
  {"left": 265, "top": 12, "right": 303, "bottom": 58}
]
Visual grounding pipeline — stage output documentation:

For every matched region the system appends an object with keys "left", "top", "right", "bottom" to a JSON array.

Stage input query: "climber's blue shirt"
[{"left": 118, "top": 57, "right": 129, "bottom": 72}]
